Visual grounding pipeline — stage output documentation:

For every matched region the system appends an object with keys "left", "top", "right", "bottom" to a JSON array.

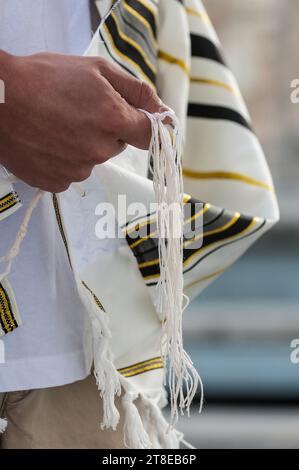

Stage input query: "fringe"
[
  {"left": 120, "top": 377, "right": 183, "bottom": 449},
  {"left": 0, "top": 418, "right": 7, "bottom": 433},
  {"left": 82, "top": 286, "right": 121, "bottom": 431},
  {"left": 139, "top": 395, "right": 182, "bottom": 449},
  {"left": 142, "top": 110, "right": 203, "bottom": 425},
  {"left": 121, "top": 392, "right": 152, "bottom": 449},
  {"left": 84, "top": 280, "right": 183, "bottom": 449},
  {"left": 0, "top": 188, "right": 44, "bottom": 282}
]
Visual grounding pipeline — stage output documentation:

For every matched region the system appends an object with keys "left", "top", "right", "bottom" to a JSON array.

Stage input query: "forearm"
[{"left": 0, "top": 50, "right": 14, "bottom": 168}]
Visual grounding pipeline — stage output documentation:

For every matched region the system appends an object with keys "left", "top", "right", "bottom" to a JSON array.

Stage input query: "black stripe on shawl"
[
  {"left": 138, "top": 215, "right": 254, "bottom": 279},
  {"left": 191, "top": 34, "right": 226, "bottom": 66},
  {"left": 100, "top": 31, "right": 139, "bottom": 79},
  {"left": 146, "top": 220, "right": 266, "bottom": 286},
  {"left": 188, "top": 103, "right": 252, "bottom": 131},
  {"left": 0, "top": 192, "right": 20, "bottom": 215},
  {"left": 125, "top": 0, "right": 157, "bottom": 38},
  {"left": 118, "top": 4, "right": 156, "bottom": 54},
  {"left": 182, "top": 220, "right": 267, "bottom": 276},
  {"left": 104, "top": 13, "right": 156, "bottom": 84},
  {"left": 0, "top": 283, "right": 18, "bottom": 333}
]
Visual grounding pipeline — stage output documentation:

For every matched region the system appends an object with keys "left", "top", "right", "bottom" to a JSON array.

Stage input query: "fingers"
[
  {"left": 93, "top": 138, "right": 128, "bottom": 162},
  {"left": 96, "top": 58, "right": 175, "bottom": 150},
  {"left": 120, "top": 106, "right": 152, "bottom": 150},
  {"left": 119, "top": 103, "right": 175, "bottom": 150},
  {"left": 98, "top": 59, "right": 162, "bottom": 113}
]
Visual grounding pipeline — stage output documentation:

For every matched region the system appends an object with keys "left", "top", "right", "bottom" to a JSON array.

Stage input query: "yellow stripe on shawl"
[
  {"left": 0, "top": 284, "right": 17, "bottom": 333},
  {"left": 103, "top": 23, "right": 155, "bottom": 86},
  {"left": 183, "top": 168, "right": 275, "bottom": 192}
]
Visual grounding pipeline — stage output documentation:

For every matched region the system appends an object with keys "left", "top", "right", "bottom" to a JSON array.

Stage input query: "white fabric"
[{"left": 0, "top": 0, "right": 94, "bottom": 392}]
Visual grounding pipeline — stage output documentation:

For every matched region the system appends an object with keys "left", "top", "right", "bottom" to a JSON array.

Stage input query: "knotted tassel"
[
  {"left": 139, "top": 394, "right": 182, "bottom": 449},
  {"left": 142, "top": 110, "right": 204, "bottom": 426},
  {"left": 121, "top": 392, "right": 152, "bottom": 449}
]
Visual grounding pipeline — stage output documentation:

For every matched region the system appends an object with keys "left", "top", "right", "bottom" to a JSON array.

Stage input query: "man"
[
  {"left": 0, "top": 0, "right": 167, "bottom": 449},
  {"left": 0, "top": 0, "right": 279, "bottom": 449}
]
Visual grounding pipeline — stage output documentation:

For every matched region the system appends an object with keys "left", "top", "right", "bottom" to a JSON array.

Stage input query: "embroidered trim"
[
  {"left": 118, "top": 357, "right": 164, "bottom": 377},
  {"left": 0, "top": 192, "right": 20, "bottom": 215},
  {"left": 81, "top": 281, "right": 106, "bottom": 312},
  {"left": 0, "top": 282, "right": 18, "bottom": 334},
  {"left": 126, "top": 196, "right": 264, "bottom": 284},
  {"left": 52, "top": 194, "right": 72, "bottom": 268},
  {"left": 100, "top": 0, "right": 158, "bottom": 87},
  {"left": 52, "top": 195, "right": 107, "bottom": 315}
]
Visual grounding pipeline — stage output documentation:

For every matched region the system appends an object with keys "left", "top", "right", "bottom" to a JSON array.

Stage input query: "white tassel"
[
  {"left": 142, "top": 110, "right": 204, "bottom": 425},
  {"left": 0, "top": 418, "right": 7, "bottom": 433},
  {"left": 0, "top": 188, "right": 44, "bottom": 282},
  {"left": 121, "top": 392, "right": 152, "bottom": 449},
  {"left": 83, "top": 287, "right": 121, "bottom": 431},
  {"left": 139, "top": 395, "right": 182, "bottom": 449}
]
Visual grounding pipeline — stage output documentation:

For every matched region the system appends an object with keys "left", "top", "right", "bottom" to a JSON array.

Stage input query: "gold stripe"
[
  {"left": 137, "top": 0, "right": 157, "bottom": 19},
  {"left": 122, "top": 363, "right": 164, "bottom": 377},
  {"left": 52, "top": 194, "right": 72, "bottom": 268},
  {"left": 0, "top": 193, "right": 19, "bottom": 213},
  {"left": 126, "top": 215, "right": 156, "bottom": 236},
  {"left": 103, "top": 23, "right": 154, "bottom": 86},
  {"left": 128, "top": 195, "right": 194, "bottom": 245},
  {"left": 0, "top": 284, "right": 16, "bottom": 333},
  {"left": 0, "top": 198, "right": 17, "bottom": 213},
  {"left": 81, "top": 281, "right": 106, "bottom": 312},
  {"left": 126, "top": 195, "right": 191, "bottom": 236},
  {"left": 158, "top": 51, "right": 238, "bottom": 96},
  {"left": 158, "top": 49, "right": 190, "bottom": 74},
  {"left": 139, "top": 212, "right": 240, "bottom": 268},
  {"left": 183, "top": 168, "right": 274, "bottom": 192},
  {"left": 143, "top": 218, "right": 259, "bottom": 280},
  {"left": 0, "top": 194, "right": 15, "bottom": 206},
  {"left": 129, "top": 229, "right": 157, "bottom": 249},
  {"left": 190, "top": 76, "right": 240, "bottom": 96},
  {"left": 185, "top": 7, "right": 211, "bottom": 25},
  {"left": 123, "top": 1, "right": 158, "bottom": 49},
  {"left": 143, "top": 272, "right": 161, "bottom": 281},
  {"left": 184, "top": 202, "right": 210, "bottom": 226},
  {"left": 138, "top": 257, "right": 159, "bottom": 269},
  {"left": 184, "top": 212, "right": 240, "bottom": 248},
  {"left": 118, "top": 356, "right": 162, "bottom": 373},
  {"left": 111, "top": 11, "right": 157, "bottom": 74}
]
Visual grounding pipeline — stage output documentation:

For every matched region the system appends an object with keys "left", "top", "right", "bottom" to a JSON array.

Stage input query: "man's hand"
[{"left": 0, "top": 51, "right": 166, "bottom": 192}]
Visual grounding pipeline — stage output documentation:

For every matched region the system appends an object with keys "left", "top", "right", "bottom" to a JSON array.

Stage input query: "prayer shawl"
[{"left": 0, "top": 0, "right": 279, "bottom": 448}]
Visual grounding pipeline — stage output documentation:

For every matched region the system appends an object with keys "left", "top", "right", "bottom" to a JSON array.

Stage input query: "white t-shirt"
[{"left": 0, "top": 0, "right": 94, "bottom": 392}]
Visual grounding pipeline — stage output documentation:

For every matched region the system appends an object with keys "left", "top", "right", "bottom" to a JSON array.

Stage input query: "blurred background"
[{"left": 177, "top": 0, "right": 299, "bottom": 449}]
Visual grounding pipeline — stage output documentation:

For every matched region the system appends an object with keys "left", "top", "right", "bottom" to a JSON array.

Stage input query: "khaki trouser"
[{"left": 0, "top": 375, "right": 127, "bottom": 449}]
